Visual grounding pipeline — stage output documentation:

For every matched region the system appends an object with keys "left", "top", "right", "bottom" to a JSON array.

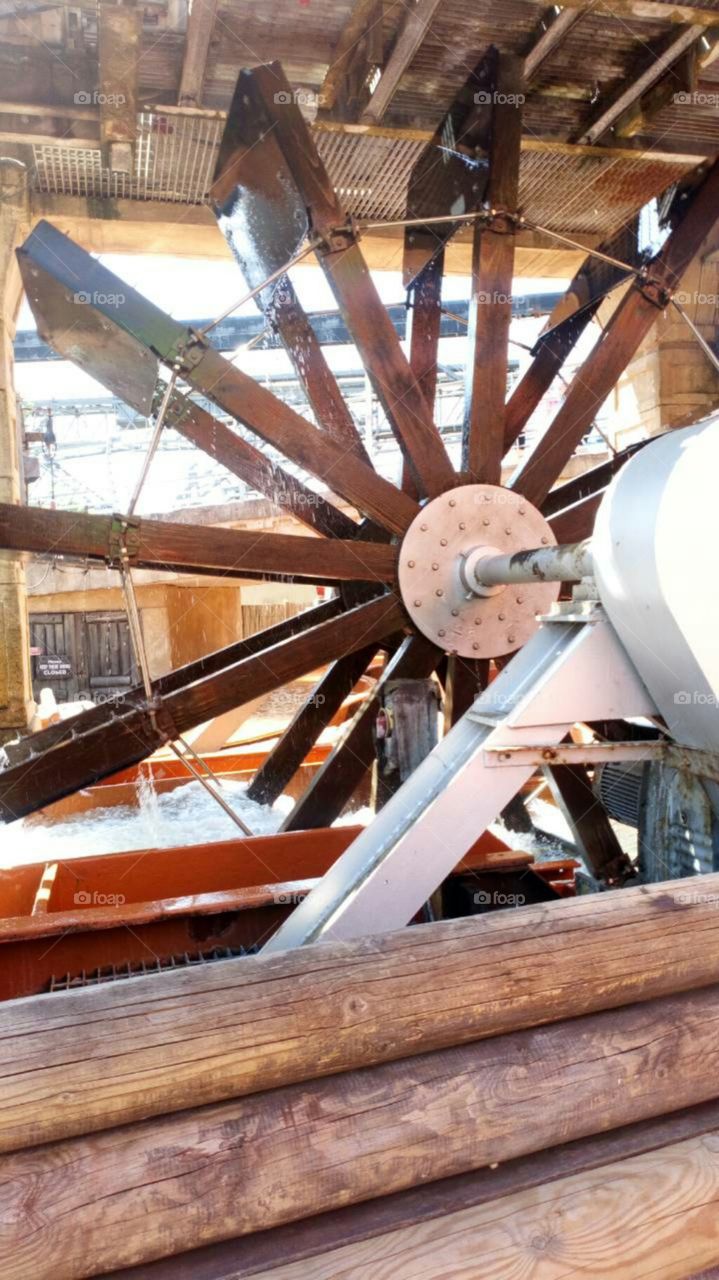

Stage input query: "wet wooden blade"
[
  {"left": 246, "top": 63, "right": 456, "bottom": 500},
  {"left": 511, "top": 157, "right": 719, "bottom": 507},
  {"left": 0, "top": 594, "right": 407, "bottom": 822},
  {"left": 17, "top": 222, "right": 419, "bottom": 538},
  {"left": 282, "top": 634, "right": 440, "bottom": 831},
  {"left": 212, "top": 80, "right": 371, "bottom": 464},
  {"left": 247, "top": 645, "right": 381, "bottom": 807},
  {"left": 0, "top": 504, "right": 399, "bottom": 586}
]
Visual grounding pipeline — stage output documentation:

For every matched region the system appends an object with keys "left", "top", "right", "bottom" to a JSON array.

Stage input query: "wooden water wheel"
[{"left": 3, "top": 56, "right": 719, "bottom": 892}]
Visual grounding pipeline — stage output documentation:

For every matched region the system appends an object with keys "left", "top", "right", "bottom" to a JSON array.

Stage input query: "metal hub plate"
[{"left": 398, "top": 484, "right": 561, "bottom": 658}]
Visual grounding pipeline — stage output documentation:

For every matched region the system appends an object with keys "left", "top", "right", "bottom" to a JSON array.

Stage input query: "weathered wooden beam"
[
  {"left": 577, "top": 24, "right": 706, "bottom": 145},
  {"left": 462, "top": 52, "right": 524, "bottom": 483},
  {"left": 402, "top": 232, "right": 445, "bottom": 495},
  {"left": 178, "top": 0, "right": 218, "bottom": 108},
  {"left": 164, "top": 393, "right": 357, "bottom": 540},
  {"left": 548, "top": 490, "right": 603, "bottom": 541},
  {"left": 0, "top": 503, "right": 398, "bottom": 586},
  {"left": 360, "top": 0, "right": 442, "bottom": 124},
  {"left": 557, "top": 0, "right": 719, "bottom": 24},
  {"left": 614, "top": 45, "right": 698, "bottom": 137},
  {"left": 247, "top": 64, "right": 456, "bottom": 500},
  {"left": 511, "top": 155, "right": 719, "bottom": 507},
  {"left": 318, "top": 0, "right": 383, "bottom": 111},
  {"left": 98, "top": 1, "right": 140, "bottom": 174},
  {"left": 0, "top": 594, "right": 406, "bottom": 821},
  {"left": 5, "top": 984, "right": 719, "bottom": 1275},
  {"left": 246, "top": 646, "right": 381, "bottom": 806},
  {"left": 282, "top": 634, "right": 439, "bottom": 830},
  {"left": 523, "top": 5, "right": 584, "bottom": 80},
  {"left": 104, "top": 1101, "right": 719, "bottom": 1279},
  {"left": 5, "top": 872, "right": 719, "bottom": 1152},
  {"left": 216, "top": 1129, "right": 719, "bottom": 1279}
]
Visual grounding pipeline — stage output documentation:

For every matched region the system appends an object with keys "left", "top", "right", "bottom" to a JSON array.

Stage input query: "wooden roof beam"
[
  {"left": 556, "top": 0, "right": 719, "bottom": 25},
  {"left": 178, "top": 0, "right": 219, "bottom": 108},
  {"left": 361, "top": 0, "right": 442, "bottom": 125},
  {"left": 577, "top": 22, "right": 707, "bottom": 144},
  {"left": 98, "top": 1, "right": 141, "bottom": 175},
  {"left": 523, "top": 6, "right": 585, "bottom": 81},
  {"left": 319, "top": 0, "right": 383, "bottom": 113}
]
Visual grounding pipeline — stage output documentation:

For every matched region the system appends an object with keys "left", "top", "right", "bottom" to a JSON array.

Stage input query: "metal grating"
[
  {"left": 31, "top": 112, "right": 695, "bottom": 237},
  {"left": 48, "top": 945, "right": 254, "bottom": 991}
]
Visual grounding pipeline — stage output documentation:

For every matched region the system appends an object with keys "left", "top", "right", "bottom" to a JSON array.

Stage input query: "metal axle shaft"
[{"left": 466, "top": 540, "right": 593, "bottom": 592}]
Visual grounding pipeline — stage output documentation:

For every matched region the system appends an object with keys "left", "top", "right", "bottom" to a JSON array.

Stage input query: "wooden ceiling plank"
[
  {"left": 178, "top": 0, "right": 219, "bottom": 108},
  {"left": 510, "top": 156, "right": 719, "bottom": 507},
  {"left": 360, "top": 0, "right": 443, "bottom": 125}
]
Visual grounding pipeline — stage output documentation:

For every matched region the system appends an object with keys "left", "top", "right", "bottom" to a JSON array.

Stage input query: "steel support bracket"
[
  {"left": 317, "top": 219, "right": 359, "bottom": 254},
  {"left": 636, "top": 273, "right": 673, "bottom": 310},
  {"left": 484, "top": 205, "right": 522, "bottom": 235}
]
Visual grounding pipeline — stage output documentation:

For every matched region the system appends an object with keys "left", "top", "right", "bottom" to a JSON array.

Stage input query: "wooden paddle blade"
[{"left": 17, "top": 222, "right": 419, "bottom": 537}]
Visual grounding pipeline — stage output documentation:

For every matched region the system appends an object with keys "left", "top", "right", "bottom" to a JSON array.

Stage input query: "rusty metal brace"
[{"left": 635, "top": 271, "right": 674, "bottom": 310}]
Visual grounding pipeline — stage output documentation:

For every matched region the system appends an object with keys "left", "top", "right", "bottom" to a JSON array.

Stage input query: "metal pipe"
[{"left": 466, "top": 540, "right": 594, "bottom": 592}]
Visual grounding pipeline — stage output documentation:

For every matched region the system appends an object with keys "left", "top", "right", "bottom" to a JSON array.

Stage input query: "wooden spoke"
[
  {"left": 18, "top": 222, "right": 419, "bottom": 538},
  {"left": 282, "top": 635, "right": 440, "bottom": 831},
  {"left": 164, "top": 393, "right": 358, "bottom": 540},
  {"left": 0, "top": 504, "right": 398, "bottom": 587},
  {"left": 503, "top": 224, "right": 642, "bottom": 455},
  {"left": 462, "top": 52, "right": 524, "bottom": 485},
  {"left": 0, "top": 594, "right": 406, "bottom": 822},
  {"left": 511, "top": 156, "right": 719, "bottom": 507},
  {"left": 246, "top": 63, "right": 456, "bottom": 500},
  {"left": 187, "top": 347, "right": 417, "bottom": 535},
  {"left": 212, "top": 92, "right": 371, "bottom": 464},
  {"left": 442, "top": 657, "right": 489, "bottom": 730},
  {"left": 548, "top": 492, "right": 603, "bottom": 543},
  {"left": 403, "top": 233, "right": 445, "bottom": 496},
  {"left": 247, "top": 645, "right": 382, "bottom": 806}
]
